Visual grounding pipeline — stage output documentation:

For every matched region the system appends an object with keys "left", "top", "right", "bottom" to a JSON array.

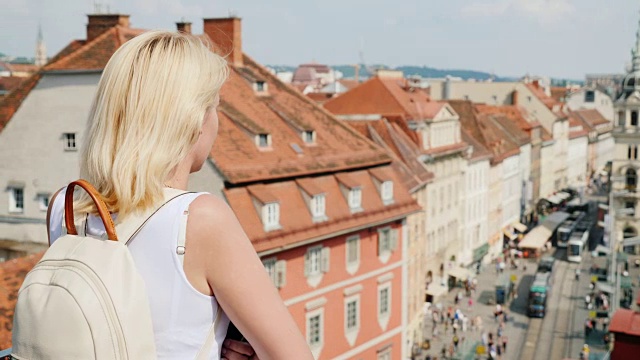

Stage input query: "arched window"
[
  {"left": 626, "top": 168, "right": 637, "bottom": 191},
  {"left": 632, "top": 111, "right": 638, "bottom": 126}
]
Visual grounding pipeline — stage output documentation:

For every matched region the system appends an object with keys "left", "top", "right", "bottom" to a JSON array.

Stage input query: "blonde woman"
[{"left": 46, "top": 31, "right": 313, "bottom": 360}]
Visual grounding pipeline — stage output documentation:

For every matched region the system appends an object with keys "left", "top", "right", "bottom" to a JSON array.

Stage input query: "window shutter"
[
  {"left": 275, "top": 260, "right": 286, "bottom": 288},
  {"left": 377, "top": 229, "right": 383, "bottom": 255},
  {"left": 391, "top": 229, "right": 399, "bottom": 251},
  {"left": 304, "top": 251, "right": 310, "bottom": 277},
  {"left": 321, "top": 247, "right": 330, "bottom": 273}
]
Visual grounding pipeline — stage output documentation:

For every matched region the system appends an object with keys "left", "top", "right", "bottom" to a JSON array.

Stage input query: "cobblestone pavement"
[{"left": 415, "top": 259, "right": 539, "bottom": 360}]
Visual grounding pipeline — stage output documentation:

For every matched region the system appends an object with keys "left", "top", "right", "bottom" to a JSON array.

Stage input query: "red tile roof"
[
  {"left": 0, "top": 253, "right": 43, "bottom": 348},
  {"left": 213, "top": 55, "right": 390, "bottom": 184},
  {"left": 0, "top": 77, "right": 24, "bottom": 94},
  {"left": 609, "top": 308, "right": 640, "bottom": 337},
  {"left": 526, "top": 83, "right": 557, "bottom": 109},
  {"left": 225, "top": 167, "right": 421, "bottom": 253},
  {"left": 324, "top": 77, "right": 444, "bottom": 121},
  {"left": 449, "top": 100, "right": 521, "bottom": 165},
  {"left": 346, "top": 119, "right": 434, "bottom": 192},
  {"left": 305, "top": 92, "right": 334, "bottom": 104},
  {"left": 44, "top": 26, "right": 146, "bottom": 71},
  {"left": 0, "top": 72, "right": 42, "bottom": 133},
  {"left": 572, "top": 109, "right": 610, "bottom": 127},
  {"left": 461, "top": 130, "right": 492, "bottom": 162},
  {"left": 550, "top": 87, "right": 568, "bottom": 103}
]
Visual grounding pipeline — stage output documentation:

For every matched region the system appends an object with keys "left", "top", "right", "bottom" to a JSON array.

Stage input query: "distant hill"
[
  {"left": 268, "top": 64, "right": 511, "bottom": 81},
  {"left": 267, "top": 64, "right": 581, "bottom": 85}
]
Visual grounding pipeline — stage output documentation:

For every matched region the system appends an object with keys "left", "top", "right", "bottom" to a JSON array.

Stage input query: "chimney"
[
  {"left": 511, "top": 90, "right": 518, "bottom": 105},
  {"left": 176, "top": 21, "right": 192, "bottom": 34},
  {"left": 87, "top": 14, "right": 130, "bottom": 42},
  {"left": 532, "top": 79, "right": 540, "bottom": 89},
  {"left": 203, "top": 17, "right": 242, "bottom": 67}
]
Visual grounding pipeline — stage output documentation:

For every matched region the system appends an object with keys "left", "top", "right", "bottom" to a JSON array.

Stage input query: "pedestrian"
[
  {"left": 497, "top": 323, "right": 503, "bottom": 338},
  {"left": 503, "top": 310, "right": 509, "bottom": 323},
  {"left": 433, "top": 326, "right": 438, "bottom": 339},
  {"left": 468, "top": 297, "right": 473, "bottom": 309},
  {"left": 585, "top": 319, "right": 592, "bottom": 337},
  {"left": 476, "top": 315, "right": 483, "bottom": 332},
  {"left": 501, "top": 336, "right": 508, "bottom": 352},
  {"left": 424, "top": 355, "right": 432, "bottom": 360},
  {"left": 444, "top": 320, "right": 449, "bottom": 335},
  {"left": 448, "top": 343, "right": 455, "bottom": 358},
  {"left": 453, "top": 334, "right": 459, "bottom": 351},
  {"left": 441, "top": 345, "right": 447, "bottom": 359}
]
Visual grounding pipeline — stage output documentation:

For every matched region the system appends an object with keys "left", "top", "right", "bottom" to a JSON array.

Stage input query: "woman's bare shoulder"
[{"left": 187, "top": 194, "right": 242, "bottom": 235}]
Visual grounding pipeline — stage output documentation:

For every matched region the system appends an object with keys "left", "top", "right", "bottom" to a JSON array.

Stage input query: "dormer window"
[
  {"left": 296, "top": 178, "right": 328, "bottom": 223},
  {"left": 369, "top": 167, "right": 395, "bottom": 206},
  {"left": 262, "top": 202, "right": 280, "bottom": 230},
  {"left": 381, "top": 181, "right": 394, "bottom": 204},
  {"left": 254, "top": 81, "right": 268, "bottom": 93},
  {"left": 256, "top": 134, "right": 272, "bottom": 149},
  {"left": 311, "top": 194, "right": 326, "bottom": 219},
  {"left": 249, "top": 185, "right": 281, "bottom": 232},
  {"left": 303, "top": 130, "right": 316, "bottom": 144},
  {"left": 348, "top": 187, "right": 362, "bottom": 210}
]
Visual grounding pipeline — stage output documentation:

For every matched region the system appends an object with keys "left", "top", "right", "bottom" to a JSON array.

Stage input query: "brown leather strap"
[{"left": 64, "top": 179, "right": 118, "bottom": 241}]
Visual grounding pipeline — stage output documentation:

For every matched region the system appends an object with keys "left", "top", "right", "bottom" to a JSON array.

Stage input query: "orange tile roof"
[
  {"left": 0, "top": 72, "right": 42, "bottom": 133},
  {"left": 44, "top": 26, "right": 146, "bottom": 71},
  {"left": 224, "top": 166, "right": 421, "bottom": 252},
  {"left": 572, "top": 109, "right": 610, "bottom": 127},
  {"left": 0, "top": 76, "right": 24, "bottom": 93},
  {"left": 5, "top": 63, "right": 39, "bottom": 74},
  {"left": 0, "top": 253, "right": 43, "bottom": 348},
  {"left": 449, "top": 100, "right": 521, "bottom": 165},
  {"left": 305, "top": 92, "right": 334, "bottom": 104},
  {"left": 550, "top": 87, "right": 568, "bottom": 103},
  {"left": 609, "top": 308, "right": 640, "bottom": 337},
  {"left": 461, "top": 129, "right": 492, "bottom": 161},
  {"left": 324, "top": 76, "right": 443, "bottom": 121},
  {"left": 212, "top": 55, "right": 390, "bottom": 184},
  {"left": 346, "top": 119, "right": 433, "bottom": 192},
  {"left": 526, "top": 83, "right": 557, "bottom": 110}
]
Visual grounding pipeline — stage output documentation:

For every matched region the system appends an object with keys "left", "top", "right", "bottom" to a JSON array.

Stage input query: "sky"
[{"left": 0, "top": 0, "right": 639, "bottom": 79}]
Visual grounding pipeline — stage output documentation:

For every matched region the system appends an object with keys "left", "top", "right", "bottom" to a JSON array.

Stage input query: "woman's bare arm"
[{"left": 185, "top": 194, "right": 313, "bottom": 360}]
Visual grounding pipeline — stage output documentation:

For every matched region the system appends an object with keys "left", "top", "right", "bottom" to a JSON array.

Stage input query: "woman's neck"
[{"left": 165, "top": 161, "right": 191, "bottom": 190}]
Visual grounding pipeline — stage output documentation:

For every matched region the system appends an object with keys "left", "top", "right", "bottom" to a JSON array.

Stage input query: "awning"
[
  {"left": 596, "top": 282, "right": 615, "bottom": 294},
  {"left": 512, "top": 222, "right": 527, "bottom": 233},
  {"left": 594, "top": 245, "right": 611, "bottom": 256},
  {"left": 503, "top": 229, "right": 517, "bottom": 241},
  {"left": 546, "top": 195, "right": 561, "bottom": 205},
  {"left": 518, "top": 226, "right": 552, "bottom": 249},
  {"left": 473, "top": 243, "right": 489, "bottom": 262},
  {"left": 448, "top": 266, "right": 474, "bottom": 280},
  {"left": 425, "top": 283, "right": 448, "bottom": 298}
]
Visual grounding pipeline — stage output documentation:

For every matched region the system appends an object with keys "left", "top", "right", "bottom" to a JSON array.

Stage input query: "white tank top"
[{"left": 49, "top": 188, "right": 230, "bottom": 359}]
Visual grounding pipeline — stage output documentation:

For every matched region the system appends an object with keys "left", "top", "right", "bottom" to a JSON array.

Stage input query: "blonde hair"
[{"left": 75, "top": 30, "right": 228, "bottom": 221}]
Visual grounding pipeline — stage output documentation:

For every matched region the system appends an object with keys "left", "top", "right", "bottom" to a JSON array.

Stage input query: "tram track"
[{"left": 534, "top": 258, "right": 568, "bottom": 360}]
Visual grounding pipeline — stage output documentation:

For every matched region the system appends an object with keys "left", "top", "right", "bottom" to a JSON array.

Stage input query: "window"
[
  {"left": 37, "top": 193, "right": 50, "bottom": 211},
  {"left": 303, "top": 130, "right": 315, "bottom": 144},
  {"left": 345, "top": 297, "right": 359, "bottom": 331},
  {"left": 377, "top": 282, "right": 392, "bottom": 329},
  {"left": 262, "top": 258, "right": 276, "bottom": 284},
  {"left": 618, "top": 111, "right": 626, "bottom": 127},
  {"left": 255, "top": 81, "right": 266, "bottom": 92},
  {"left": 262, "top": 203, "right": 280, "bottom": 231},
  {"left": 379, "top": 287, "right": 390, "bottom": 316},
  {"left": 626, "top": 168, "right": 637, "bottom": 192},
  {"left": 63, "top": 133, "right": 77, "bottom": 151},
  {"left": 346, "top": 235, "right": 360, "bottom": 272},
  {"left": 256, "top": 134, "right": 271, "bottom": 148},
  {"left": 633, "top": 111, "right": 638, "bottom": 126},
  {"left": 305, "top": 245, "right": 329, "bottom": 279},
  {"left": 8, "top": 187, "right": 24, "bottom": 213},
  {"left": 377, "top": 227, "right": 398, "bottom": 262},
  {"left": 629, "top": 146, "right": 633, "bottom": 159},
  {"left": 377, "top": 347, "right": 392, "bottom": 360},
  {"left": 635, "top": 146, "right": 638, "bottom": 160},
  {"left": 381, "top": 181, "right": 393, "bottom": 204},
  {"left": 307, "top": 313, "right": 322, "bottom": 347},
  {"left": 348, "top": 187, "right": 362, "bottom": 210},
  {"left": 584, "top": 90, "right": 595, "bottom": 103},
  {"left": 311, "top": 195, "right": 326, "bottom": 219}
]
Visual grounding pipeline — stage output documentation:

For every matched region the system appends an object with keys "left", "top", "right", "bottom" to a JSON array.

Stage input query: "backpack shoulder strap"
[{"left": 116, "top": 189, "right": 195, "bottom": 245}]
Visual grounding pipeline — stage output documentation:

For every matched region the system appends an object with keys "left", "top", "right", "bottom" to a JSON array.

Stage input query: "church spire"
[
  {"left": 632, "top": 10, "right": 640, "bottom": 72},
  {"left": 35, "top": 22, "right": 46, "bottom": 67}
]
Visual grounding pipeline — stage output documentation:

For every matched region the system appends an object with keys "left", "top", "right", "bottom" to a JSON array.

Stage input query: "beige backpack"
[{"left": 11, "top": 180, "right": 221, "bottom": 359}]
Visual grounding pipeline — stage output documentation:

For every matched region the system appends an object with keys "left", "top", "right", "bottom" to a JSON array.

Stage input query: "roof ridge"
[
  {"left": 377, "top": 78, "right": 416, "bottom": 119},
  {"left": 44, "top": 27, "right": 119, "bottom": 71}
]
